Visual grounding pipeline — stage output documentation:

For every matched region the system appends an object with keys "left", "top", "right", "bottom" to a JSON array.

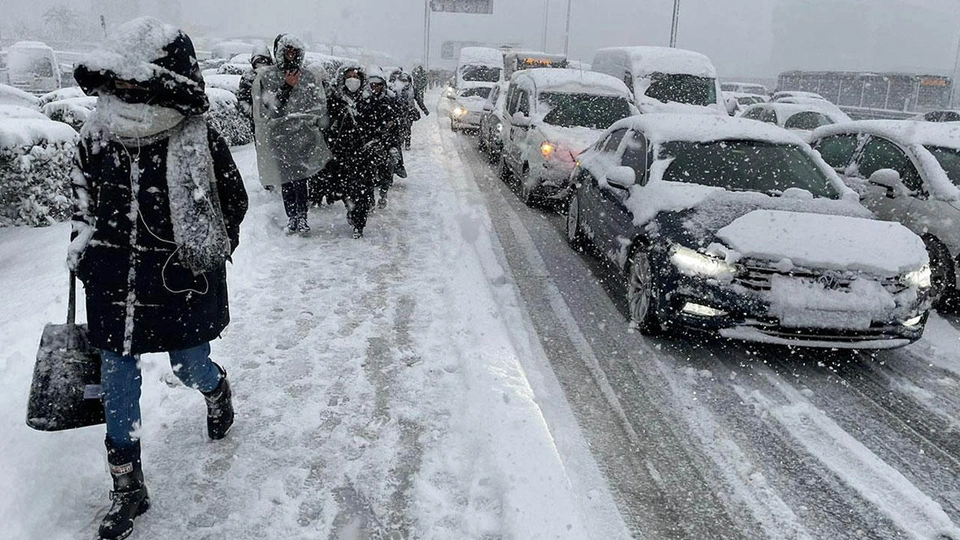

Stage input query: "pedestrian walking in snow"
[
  {"left": 237, "top": 44, "right": 273, "bottom": 125},
  {"left": 391, "top": 70, "right": 420, "bottom": 151},
  {"left": 252, "top": 34, "right": 332, "bottom": 234},
  {"left": 69, "top": 17, "right": 248, "bottom": 540},
  {"left": 365, "top": 71, "right": 402, "bottom": 210},
  {"left": 412, "top": 64, "right": 431, "bottom": 119}
]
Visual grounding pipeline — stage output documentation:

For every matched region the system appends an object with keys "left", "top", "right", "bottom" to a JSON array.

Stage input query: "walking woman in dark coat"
[{"left": 69, "top": 17, "right": 248, "bottom": 540}]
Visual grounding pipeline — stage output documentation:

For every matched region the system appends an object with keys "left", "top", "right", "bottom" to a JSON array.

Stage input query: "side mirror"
[
  {"left": 511, "top": 112, "right": 531, "bottom": 128},
  {"left": 868, "top": 168, "right": 907, "bottom": 198},
  {"left": 606, "top": 166, "right": 637, "bottom": 189}
]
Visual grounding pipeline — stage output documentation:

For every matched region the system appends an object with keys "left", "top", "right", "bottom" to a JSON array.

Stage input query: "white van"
[
  {"left": 456, "top": 47, "right": 503, "bottom": 88},
  {"left": 7, "top": 42, "right": 61, "bottom": 95},
  {"left": 592, "top": 46, "right": 724, "bottom": 115}
]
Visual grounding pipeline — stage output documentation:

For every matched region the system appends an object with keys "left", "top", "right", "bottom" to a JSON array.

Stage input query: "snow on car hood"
[
  {"left": 714, "top": 209, "right": 927, "bottom": 276},
  {"left": 538, "top": 124, "right": 604, "bottom": 156}
]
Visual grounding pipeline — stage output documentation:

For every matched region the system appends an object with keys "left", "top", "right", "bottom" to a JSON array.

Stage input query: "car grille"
[{"left": 735, "top": 261, "right": 907, "bottom": 294}]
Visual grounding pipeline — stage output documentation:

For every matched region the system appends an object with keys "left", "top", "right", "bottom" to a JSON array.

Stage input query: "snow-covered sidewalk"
[{"left": 1, "top": 112, "right": 627, "bottom": 538}]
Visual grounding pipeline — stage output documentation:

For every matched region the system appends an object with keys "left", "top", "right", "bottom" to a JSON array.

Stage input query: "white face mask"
[{"left": 344, "top": 77, "right": 361, "bottom": 93}]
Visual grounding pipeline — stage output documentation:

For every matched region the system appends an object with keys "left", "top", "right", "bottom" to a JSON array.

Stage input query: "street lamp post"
[
  {"left": 423, "top": 0, "right": 431, "bottom": 68},
  {"left": 542, "top": 0, "right": 550, "bottom": 52},
  {"left": 563, "top": 0, "right": 572, "bottom": 57},
  {"left": 669, "top": 0, "right": 680, "bottom": 48},
  {"left": 951, "top": 27, "right": 960, "bottom": 108}
]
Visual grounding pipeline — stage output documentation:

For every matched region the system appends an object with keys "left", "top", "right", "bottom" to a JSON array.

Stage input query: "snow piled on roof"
[
  {"left": 598, "top": 46, "right": 717, "bottom": 77},
  {"left": 716, "top": 209, "right": 927, "bottom": 276},
  {"left": 613, "top": 114, "right": 806, "bottom": 146},
  {"left": 80, "top": 17, "right": 181, "bottom": 83},
  {"left": 514, "top": 68, "right": 631, "bottom": 97},
  {"left": 458, "top": 47, "right": 504, "bottom": 66},
  {"left": 0, "top": 118, "right": 78, "bottom": 148}
]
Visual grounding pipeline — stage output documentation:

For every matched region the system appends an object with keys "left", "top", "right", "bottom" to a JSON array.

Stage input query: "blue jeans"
[{"left": 101, "top": 342, "right": 222, "bottom": 448}]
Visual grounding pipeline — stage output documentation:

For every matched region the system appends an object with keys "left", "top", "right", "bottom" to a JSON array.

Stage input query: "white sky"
[{"left": 3, "top": 0, "right": 960, "bottom": 78}]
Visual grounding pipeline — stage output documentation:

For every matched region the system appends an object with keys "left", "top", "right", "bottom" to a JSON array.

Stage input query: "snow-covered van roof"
[
  {"left": 611, "top": 113, "right": 806, "bottom": 146},
  {"left": 458, "top": 47, "right": 503, "bottom": 66},
  {"left": 512, "top": 68, "right": 631, "bottom": 98},
  {"left": 593, "top": 46, "right": 717, "bottom": 78},
  {"left": 9, "top": 41, "right": 54, "bottom": 51}
]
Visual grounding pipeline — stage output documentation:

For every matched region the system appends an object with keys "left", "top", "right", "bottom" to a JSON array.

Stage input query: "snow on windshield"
[{"left": 539, "top": 92, "right": 631, "bottom": 129}]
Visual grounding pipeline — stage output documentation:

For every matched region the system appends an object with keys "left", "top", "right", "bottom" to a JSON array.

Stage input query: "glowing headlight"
[
  {"left": 540, "top": 141, "right": 554, "bottom": 158},
  {"left": 670, "top": 245, "right": 737, "bottom": 279},
  {"left": 453, "top": 107, "right": 466, "bottom": 117},
  {"left": 902, "top": 314, "right": 924, "bottom": 328},
  {"left": 496, "top": 122, "right": 503, "bottom": 133},
  {"left": 903, "top": 265, "right": 932, "bottom": 289}
]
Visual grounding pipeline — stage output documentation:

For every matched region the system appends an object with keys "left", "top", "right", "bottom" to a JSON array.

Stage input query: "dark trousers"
[
  {"left": 348, "top": 183, "right": 375, "bottom": 231},
  {"left": 282, "top": 179, "right": 308, "bottom": 219}
]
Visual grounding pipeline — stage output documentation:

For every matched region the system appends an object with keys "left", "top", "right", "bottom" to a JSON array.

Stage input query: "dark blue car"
[{"left": 566, "top": 114, "right": 933, "bottom": 349}]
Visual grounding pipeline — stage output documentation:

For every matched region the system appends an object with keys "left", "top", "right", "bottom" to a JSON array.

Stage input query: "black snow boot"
[
  {"left": 202, "top": 363, "right": 234, "bottom": 440},
  {"left": 99, "top": 439, "right": 150, "bottom": 540}
]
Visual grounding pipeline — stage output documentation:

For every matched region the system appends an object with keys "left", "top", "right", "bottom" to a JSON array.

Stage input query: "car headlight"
[
  {"left": 496, "top": 122, "right": 503, "bottom": 133},
  {"left": 903, "top": 265, "right": 932, "bottom": 289},
  {"left": 453, "top": 107, "right": 466, "bottom": 117},
  {"left": 670, "top": 245, "right": 737, "bottom": 279},
  {"left": 540, "top": 141, "right": 555, "bottom": 158}
]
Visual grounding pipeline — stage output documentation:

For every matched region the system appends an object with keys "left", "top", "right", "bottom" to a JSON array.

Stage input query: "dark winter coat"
[
  {"left": 71, "top": 17, "right": 248, "bottom": 355},
  {"left": 71, "top": 127, "right": 247, "bottom": 355}
]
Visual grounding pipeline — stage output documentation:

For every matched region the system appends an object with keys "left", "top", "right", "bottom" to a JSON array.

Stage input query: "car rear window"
[
  {"left": 461, "top": 65, "right": 501, "bottom": 83},
  {"left": 644, "top": 73, "right": 717, "bottom": 107},
  {"left": 539, "top": 92, "right": 632, "bottom": 129},
  {"left": 784, "top": 111, "right": 834, "bottom": 130},
  {"left": 460, "top": 87, "right": 492, "bottom": 99},
  {"left": 660, "top": 140, "right": 841, "bottom": 199}
]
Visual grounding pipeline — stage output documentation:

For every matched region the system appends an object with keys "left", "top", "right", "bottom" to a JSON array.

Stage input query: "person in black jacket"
[
  {"left": 365, "top": 72, "right": 402, "bottom": 209},
  {"left": 70, "top": 17, "right": 248, "bottom": 540},
  {"left": 236, "top": 45, "right": 273, "bottom": 124},
  {"left": 411, "top": 64, "right": 431, "bottom": 118}
]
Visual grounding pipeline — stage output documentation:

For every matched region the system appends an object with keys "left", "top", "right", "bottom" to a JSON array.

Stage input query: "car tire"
[
  {"left": 519, "top": 167, "right": 538, "bottom": 207},
  {"left": 566, "top": 189, "right": 589, "bottom": 251},
  {"left": 626, "top": 248, "right": 663, "bottom": 335},
  {"left": 926, "top": 237, "right": 957, "bottom": 312}
]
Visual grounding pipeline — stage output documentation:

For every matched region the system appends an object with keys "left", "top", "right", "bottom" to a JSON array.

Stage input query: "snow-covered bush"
[
  {"left": 0, "top": 84, "right": 41, "bottom": 109},
  {"left": 41, "top": 96, "right": 96, "bottom": 131},
  {"left": 0, "top": 118, "right": 78, "bottom": 227},
  {"left": 204, "top": 88, "right": 251, "bottom": 146}
]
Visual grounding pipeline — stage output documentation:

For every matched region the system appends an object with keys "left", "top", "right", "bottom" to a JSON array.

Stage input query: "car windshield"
[
  {"left": 461, "top": 65, "right": 501, "bottom": 83},
  {"left": 925, "top": 145, "right": 960, "bottom": 185},
  {"left": 459, "top": 87, "right": 492, "bottom": 99},
  {"left": 645, "top": 72, "right": 717, "bottom": 106},
  {"left": 660, "top": 140, "right": 841, "bottom": 199},
  {"left": 8, "top": 51, "right": 54, "bottom": 77},
  {"left": 539, "top": 92, "right": 632, "bottom": 129}
]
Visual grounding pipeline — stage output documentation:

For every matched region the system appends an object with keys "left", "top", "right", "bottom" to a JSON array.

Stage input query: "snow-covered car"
[
  {"left": 6, "top": 41, "right": 61, "bottom": 95},
  {"left": 810, "top": 120, "right": 960, "bottom": 306},
  {"left": 774, "top": 96, "right": 851, "bottom": 123},
  {"left": 499, "top": 68, "right": 635, "bottom": 205},
  {"left": 217, "top": 53, "right": 250, "bottom": 75},
  {"left": 721, "top": 81, "right": 770, "bottom": 96},
  {"left": 739, "top": 102, "right": 843, "bottom": 142},
  {"left": 449, "top": 83, "right": 495, "bottom": 131},
  {"left": 203, "top": 74, "right": 242, "bottom": 95},
  {"left": 41, "top": 96, "right": 97, "bottom": 131},
  {"left": 592, "top": 46, "right": 726, "bottom": 115},
  {"left": 912, "top": 110, "right": 960, "bottom": 123},
  {"left": 722, "top": 91, "right": 766, "bottom": 116},
  {"left": 0, "top": 83, "right": 41, "bottom": 109},
  {"left": 477, "top": 82, "right": 509, "bottom": 161},
  {"left": 565, "top": 114, "right": 932, "bottom": 348},
  {"left": 772, "top": 90, "right": 828, "bottom": 102}
]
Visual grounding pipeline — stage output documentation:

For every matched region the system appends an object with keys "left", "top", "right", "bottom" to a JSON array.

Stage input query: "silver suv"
[{"left": 810, "top": 120, "right": 960, "bottom": 306}]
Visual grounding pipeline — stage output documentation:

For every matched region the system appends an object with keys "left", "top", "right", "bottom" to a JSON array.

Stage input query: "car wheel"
[
  {"left": 519, "top": 167, "right": 538, "bottom": 207},
  {"left": 926, "top": 238, "right": 957, "bottom": 311},
  {"left": 566, "top": 190, "right": 589, "bottom": 250},
  {"left": 498, "top": 154, "right": 511, "bottom": 182},
  {"left": 626, "top": 248, "right": 663, "bottom": 335}
]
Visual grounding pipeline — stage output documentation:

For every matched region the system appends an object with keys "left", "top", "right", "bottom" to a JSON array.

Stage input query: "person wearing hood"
[
  {"left": 325, "top": 64, "right": 380, "bottom": 238},
  {"left": 237, "top": 44, "right": 273, "bottom": 120},
  {"left": 252, "top": 34, "right": 332, "bottom": 234},
  {"left": 70, "top": 17, "right": 248, "bottom": 540},
  {"left": 364, "top": 70, "right": 403, "bottom": 210},
  {"left": 391, "top": 70, "right": 420, "bottom": 152}
]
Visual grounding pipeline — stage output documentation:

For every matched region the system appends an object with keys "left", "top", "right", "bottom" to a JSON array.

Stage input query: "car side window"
[
  {"left": 623, "top": 72, "right": 634, "bottom": 94},
  {"left": 814, "top": 134, "right": 859, "bottom": 169},
  {"left": 620, "top": 131, "right": 648, "bottom": 185},
  {"left": 602, "top": 128, "right": 628, "bottom": 153},
  {"left": 857, "top": 137, "right": 923, "bottom": 191},
  {"left": 944, "top": 112, "right": 960, "bottom": 122},
  {"left": 518, "top": 90, "right": 531, "bottom": 115},
  {"left": 760, "top": 108, "right": 778, "bottom": 124},
  {"left": 506, "top": 87, "right": 519, "bottom": 115}
]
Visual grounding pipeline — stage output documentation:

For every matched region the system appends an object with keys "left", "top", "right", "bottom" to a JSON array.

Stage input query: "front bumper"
[
  {"left": 656, "top": 264, "right": 928, "bottom": 349},
  {"left": 451, "top": 111, "right": 482, "bottom": 128}
]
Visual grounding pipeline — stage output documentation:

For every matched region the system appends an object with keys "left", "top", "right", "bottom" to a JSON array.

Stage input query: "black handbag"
[{"left": 26, "top": 272, "right": 105, "bottom": 431}]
